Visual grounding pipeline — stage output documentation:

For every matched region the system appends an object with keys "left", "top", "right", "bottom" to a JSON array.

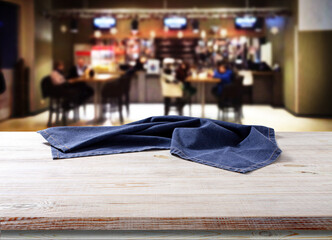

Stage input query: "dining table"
[
  {"left": 69, "top": 72, "right": 122, "bottom": 121},
  {"left": 0, "top": 131, "right": 332, "bottom": 238},
  {"left": 186, "top": 72, "right": 220, "bottom": 117}
]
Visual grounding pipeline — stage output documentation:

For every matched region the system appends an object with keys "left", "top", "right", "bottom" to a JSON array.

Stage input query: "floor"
[{"left": 0, "top": 103, "right": 331, "bottom": 132}]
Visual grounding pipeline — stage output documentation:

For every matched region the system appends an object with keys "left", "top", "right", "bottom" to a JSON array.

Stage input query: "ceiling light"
[
  {"left": 220, "top": 28, "right": 228, "bottom": 38},
  {"left": 200, "top": 30, "right": 206, "bottom": 39},
  {"left": 60, "top": 24, "right": 67, "bottom": 33},
  {"left": 150, "top": 30, "right": 156, "bottom": 39},
  {"left": 110, "top": 28, "right": 118, "bottom": 35},
  {"left": 94, "top": 30, "right": 102, "bottom": 38},
  {"left": 177, "top": 31, "right": 183, "bottom": 39},
  {"left": 270, "top": 26, "right": 279, "bottom": 35}
]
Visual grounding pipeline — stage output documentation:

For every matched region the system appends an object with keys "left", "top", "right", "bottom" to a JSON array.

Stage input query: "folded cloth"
[{"left": 38, "top": 116, "right": 281, "bottom": 173}]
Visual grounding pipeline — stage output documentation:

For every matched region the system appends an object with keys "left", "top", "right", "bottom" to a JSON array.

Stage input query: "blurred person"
[
  {"left": 211, "top": 61, "right": 233, "bottom": 97},
  {"left": 67, "top": 58, "right": 94, "bottom": 103},
  {"left": 212, "top": 52, "right": 223, "bottom": 67},
  {"left": 175, "top": 62, "right": 196, "bottom": 96},
  {"left": 68, "top": 58, "right": 87, "bottom": 79},
  {"left": 133, "top": 57, "right": 144, "bottom": 71},
  {"left": 160, "top": 64, "right": 184, "bottom": 115},
  {"left": 162, "top": 64, "right": 177, "bottom": 83},
  {"left": 175, "top": 62, "right": 187, "bottom": 81},
  {"left": 51, "top": 61, "right": 91, "bottom": 106},
  {"left": 195, "top": 42, "right": 207, "bottom": 66},
  {"left": 51, "top": 61, "right": 67, "bottom": 86},
  {"left": 50, "top": 61, "right": 80, "bottom": 109}
]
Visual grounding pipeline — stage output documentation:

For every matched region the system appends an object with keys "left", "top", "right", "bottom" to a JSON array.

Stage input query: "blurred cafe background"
[{"left": 0, "top": 0, "right": 331, "bottom": 131}]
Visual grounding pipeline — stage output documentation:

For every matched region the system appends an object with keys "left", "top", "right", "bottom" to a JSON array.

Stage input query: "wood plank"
[
  {"left": 2, "top": 230, "right": 332, "bottom": 239},
  {"left": 0, "top": 132, "right": 332, "bottom": 230},
  {"left": 2, "top": 217, "right": 332, "bottom": 230}
]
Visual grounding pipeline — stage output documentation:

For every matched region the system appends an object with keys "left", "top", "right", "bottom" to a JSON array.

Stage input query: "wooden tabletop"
[
  {"left": 0, "top": 132, "right": 331, "bottom": 230},
  {"left": 186, "top": 75, "right": 220, "bottom": 83},
  {"left": 68, "top": 73, "right": 122, "bottom": 83}
]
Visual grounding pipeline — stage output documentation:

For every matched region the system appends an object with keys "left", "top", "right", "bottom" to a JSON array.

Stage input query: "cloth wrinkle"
[{"left": 38, "top": 116, "right": 282, "bottom": 173}]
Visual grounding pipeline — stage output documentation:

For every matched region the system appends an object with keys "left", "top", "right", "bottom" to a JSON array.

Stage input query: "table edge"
[{"left": 1, "top": 217, "right": 332, "bottom": 231}]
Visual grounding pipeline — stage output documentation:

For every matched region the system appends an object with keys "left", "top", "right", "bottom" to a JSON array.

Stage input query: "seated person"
[
  {"left": 50, "top": 61, "right": 81, "bottom": 108},
  {"left": 51, "top": 61, "right": 92, "bottom": 107},
  {"left": 50, "top": 61, "right": 68, "bottom": 86},
  {"left": 67, "top": 58, "right": 94, "bottom": 103},
  {"left": 68, "top": 58, "right": 87, "bottom": 79},
  {"left": 212, "top": 61, "right": 233, "bottom": 97}
]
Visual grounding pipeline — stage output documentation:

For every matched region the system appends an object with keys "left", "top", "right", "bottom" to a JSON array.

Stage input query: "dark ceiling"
[{"left": 52, "top": 0, "right": 292, "bottom": 9}]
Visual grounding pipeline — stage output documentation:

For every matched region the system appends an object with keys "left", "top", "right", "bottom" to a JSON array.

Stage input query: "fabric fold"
[{"left": 38, "top": 116, "right": 282, "bottom": 173}]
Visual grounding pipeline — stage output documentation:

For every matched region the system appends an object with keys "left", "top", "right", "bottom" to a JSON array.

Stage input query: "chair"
[
  {"left": 182, "top": 82, "right": 197, "bottom": 116},
  {"left": 122, "top": 70, "right": 135, "bottom": 116},
  {"left": 217, "top": 75, "right": 244, "bottom": 123},
  {"left": 160, "top": 72, "right": 185, "bottom": 116},
  {"left": 41, "top": 76, "right": 63, "bottom": 126},
  {"left": 41, "top": 76, "right": 80, "bottom": 126},
  {"left": 102, "top": 76, "right": 126, "bottom": 124}
]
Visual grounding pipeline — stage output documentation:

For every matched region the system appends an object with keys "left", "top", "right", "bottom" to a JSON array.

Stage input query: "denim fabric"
[{"left": 38, "top": 116, "right": 282, "bottom": 173}]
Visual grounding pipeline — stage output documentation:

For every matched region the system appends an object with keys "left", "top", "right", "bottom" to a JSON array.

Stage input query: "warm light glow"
[
  {"left": 200, "top": 30, "right": 206, "bottom": 39},
  {"left": 94, "top": 30, "right": 102, "bottom": 38},
  {"left": 60, "top": 24, "right": 67, "bottom": 33},
  {"left": 231, "top": 38, "right": 239, "bottom": 45},
  {"left": 164, "top": 26, "right": 169, "bottom": 32},
  {"left": 110, "top": 28, "right": 118, "bottom": 35},
  {"left": 177, "top": 31, "right": 183, "bottom": 39},
  {"left": 221, "top": 13, "right": 228, "bottom": 18},
  {"left": 140, "top": 56, "right": 147, "bottom": 63},
  {"left": 239, "top": 36, "right": 248, "bottom": 44},
  {"left": 131, "top": 29, "right": 139, "bottom": 35},
  {"left": 210, "top": 26, "right": 219, "bottom": 34},
  {"left": 270, "top": 26, "right": 279, "bottom": 35},
  {"left": 220, "top": 28, "right": 228, "bottom": 37},
  {"left": 150, "top": 30, "right": 156, "bottom": 39}
]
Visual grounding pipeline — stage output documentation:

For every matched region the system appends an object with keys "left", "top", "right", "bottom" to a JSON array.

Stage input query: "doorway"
[{"left": 0, "top": 1, "right": 19, "bottom": 120}]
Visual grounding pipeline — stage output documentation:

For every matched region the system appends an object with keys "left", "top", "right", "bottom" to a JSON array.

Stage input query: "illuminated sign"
[
  {"left": 164, "top": 17, "right": 187, "bottom": 30},
  {"left": 93, "top": 17, "right": 116, "bottom": 29},
  {"left": 235, "top": 17, "right": 257, "bottom": 28}
]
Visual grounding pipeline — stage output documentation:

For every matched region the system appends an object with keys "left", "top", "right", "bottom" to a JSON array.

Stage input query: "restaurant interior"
[{"left": 0, "top": 0, "right": 332, "bottom": 132}]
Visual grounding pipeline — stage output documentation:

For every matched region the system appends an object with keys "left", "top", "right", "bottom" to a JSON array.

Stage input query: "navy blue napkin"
[{"left": 38, "top": 116, "right": 281, "bottom": 173}]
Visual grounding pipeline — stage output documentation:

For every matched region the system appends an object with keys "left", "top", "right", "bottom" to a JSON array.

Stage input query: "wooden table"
[
  {"left": 186, "top": 75, "right": 219, "bottom": 117},
  {"left": 69, "top": 73, "right": 122, "bottom": 121},
  {"left": 0, "top": 132, "right": 332, "bottom": 231}
]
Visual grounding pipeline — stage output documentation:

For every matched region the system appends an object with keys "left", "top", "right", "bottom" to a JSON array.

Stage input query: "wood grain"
[
  {"left": 0, "top": 132, "right": 332, "bottom": 230},
  {"left": 1, "top": 217, "right": 332, "bottom": 231},
  {"left": 2, "top": 230, "right": 332, "bottom": 239}
]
